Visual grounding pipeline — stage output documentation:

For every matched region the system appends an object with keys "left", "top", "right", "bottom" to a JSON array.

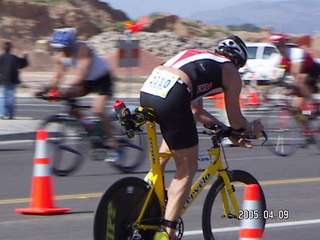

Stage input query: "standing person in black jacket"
[{"left": 0, "top": 41, "right": 28, "bottom": 119}]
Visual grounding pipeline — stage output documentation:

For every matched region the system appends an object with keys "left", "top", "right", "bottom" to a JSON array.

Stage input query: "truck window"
[
  {"left": 262, "top": 47, "right": 277, "bottom": 59},
  {"left": 247, "top": 46, "right": 258, "bottom": 59}
]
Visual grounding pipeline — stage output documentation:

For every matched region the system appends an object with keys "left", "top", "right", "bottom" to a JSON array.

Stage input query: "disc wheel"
[{"left": 94, "top": 177, "right": 162, "bottom": 240}]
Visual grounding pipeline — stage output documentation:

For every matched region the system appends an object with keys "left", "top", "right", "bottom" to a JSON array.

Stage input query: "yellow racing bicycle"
[{"left": 94, "top": 101, "right": 267, "bottom": 240}]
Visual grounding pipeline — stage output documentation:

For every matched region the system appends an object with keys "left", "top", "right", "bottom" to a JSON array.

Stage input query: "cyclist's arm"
[
  {"left": 191, "top": 99, "right": 228, "bottom": 130},
  {"left": 222, "top": 63, "right": 262, "bottom": 135},
  {"left": 289, "top": 62, "right": 308, "bottom": 85},
  {"left": 50, "top": 52, "right": 67, "bottom": 88},
  {"left": 72, "top": 44, "right": 91, "bottom": 85}
]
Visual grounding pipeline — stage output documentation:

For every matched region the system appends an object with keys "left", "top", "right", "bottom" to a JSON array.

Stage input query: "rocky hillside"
[
  {"left": 88, "top": 30, "right": 272, "bottom": 59},
  {"left": 0, "top": 0, "right": 129, "bottom": 45}
]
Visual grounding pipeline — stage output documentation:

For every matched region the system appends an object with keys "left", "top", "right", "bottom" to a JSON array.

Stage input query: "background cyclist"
[
  {"left": 269, "top": 33, "right": 320, "bottom": 113},
  {"left": 41, "top": 28, "right": 119, "bottom": 157},
  {"left": 140, "top": 35, "right": 264, "bottom": 240}
]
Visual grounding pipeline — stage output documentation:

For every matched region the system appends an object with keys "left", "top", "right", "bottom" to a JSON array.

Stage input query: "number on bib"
[{"left": 141, "top": 69, "right": 180, "bottom": 98}]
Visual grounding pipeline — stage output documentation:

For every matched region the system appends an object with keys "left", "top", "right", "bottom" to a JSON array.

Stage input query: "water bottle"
[
  {"left": 113, "top": 100, "right": 135, "bottom": 138},
  {"left": 113, "top": 100, "right": 130, "bottom": 120}
]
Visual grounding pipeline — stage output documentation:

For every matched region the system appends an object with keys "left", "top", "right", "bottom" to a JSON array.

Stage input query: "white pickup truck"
[{"left": 239, "top": 42, "right": 285, "bottom": 83}]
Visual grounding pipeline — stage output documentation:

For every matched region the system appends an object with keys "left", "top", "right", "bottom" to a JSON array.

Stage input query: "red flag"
[{"left": 126, "top": 17, "right": 149, "bottom": 33}]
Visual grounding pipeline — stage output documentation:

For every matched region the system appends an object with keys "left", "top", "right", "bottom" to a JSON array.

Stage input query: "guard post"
[{"left": 117, "top": 32, "right": 140, "bottom": 97}]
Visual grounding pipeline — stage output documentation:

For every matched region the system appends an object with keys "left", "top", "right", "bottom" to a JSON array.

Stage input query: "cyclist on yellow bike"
[
  {"left": 140, "top": 35, "right": 264, "bottom": 240},
  {"left": 41, "top": 28, "right": 120, "bottom": 158}
]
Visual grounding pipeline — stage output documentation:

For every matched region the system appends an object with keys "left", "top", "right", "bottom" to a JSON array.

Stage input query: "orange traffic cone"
[
  {"left": 246, "top": 91, "right": 260, "bottom": 106},
  {"left": 245, "top": 76, "right": 260, "bottom": 106},
  {"left": 15, "top": 129, "right": 71, "bottom": 214},
  {"left": 239, "top": 184, "right": 264, "bottom": 240}
]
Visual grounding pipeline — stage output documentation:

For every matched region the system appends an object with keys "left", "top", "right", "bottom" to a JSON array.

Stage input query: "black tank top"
[{"left": 163, "top": 49, "right": 230, "bottom": 100}]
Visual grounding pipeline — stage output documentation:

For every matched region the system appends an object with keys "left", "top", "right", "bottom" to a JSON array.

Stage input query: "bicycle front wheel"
[
  {"left": 94, "top": 177, "right": 162, "bottom": 240},
  {"left": 202, "top": 170, "right": 266, "bottom": 240},
  {"left": 264, "top": 107, "right": 303, "bottom": 156},
  {"left": 40, "top": 116, "right": 88, "bottom": 176}
]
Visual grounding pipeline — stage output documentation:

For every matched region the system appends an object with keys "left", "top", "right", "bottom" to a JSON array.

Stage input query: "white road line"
[{"left": 183, "top": 219, "right": 320, "bottom": 236}]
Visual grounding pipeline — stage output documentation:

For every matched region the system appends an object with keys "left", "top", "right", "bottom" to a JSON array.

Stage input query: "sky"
[{"left": 99, "top": 0, "right": 288, "bottom": 19}]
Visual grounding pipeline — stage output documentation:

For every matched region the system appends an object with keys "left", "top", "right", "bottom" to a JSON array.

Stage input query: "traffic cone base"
[
  {"left": 239, "top": 184, "right": 264, "bottom": 240},
  {"left": 15, "top": 129, "right": 71, "bottom": 215},
  {"left": 15, "top": 207, "right": 71, "bottom": 214},
  {"left": 239, "top": 228, "right": 264, "bottom": 239}
]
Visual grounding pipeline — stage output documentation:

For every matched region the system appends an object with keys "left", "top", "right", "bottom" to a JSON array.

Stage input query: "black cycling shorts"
[
  {"left": 84, "top": 72, "right": 113, "bottom": 96},
  {"left": 306, "top": 63, "right": 320, "bottom": 93},
  {"left": 140, "top": 81, "right": 198, "bottom": 150}
]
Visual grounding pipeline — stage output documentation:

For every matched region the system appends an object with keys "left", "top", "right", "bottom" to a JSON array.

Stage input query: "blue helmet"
[{"left": 49, "top": 28, "right": 76, "bottom": 49}]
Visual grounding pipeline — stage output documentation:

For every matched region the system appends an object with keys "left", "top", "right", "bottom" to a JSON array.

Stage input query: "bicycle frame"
[{"left": 134, "top": 121, "right": 241, "bottom": 231}]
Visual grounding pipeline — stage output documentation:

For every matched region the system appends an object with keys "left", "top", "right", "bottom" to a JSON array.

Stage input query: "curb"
[{"left": 0, "top": 132, "right": 36, "bottom": 141}]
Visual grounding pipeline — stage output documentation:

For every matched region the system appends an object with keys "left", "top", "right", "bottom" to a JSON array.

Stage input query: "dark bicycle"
[{"left": 36, "top": 92, "right": 147, "bottom": 176}]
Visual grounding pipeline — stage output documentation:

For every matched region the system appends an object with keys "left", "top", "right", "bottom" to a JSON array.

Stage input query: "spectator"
[{"left": 0, "top": 41, "right": 28, "bottom": 119}]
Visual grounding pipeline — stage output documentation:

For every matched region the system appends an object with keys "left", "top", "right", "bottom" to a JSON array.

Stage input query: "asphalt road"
[{"left": 0, "top": 98, "right": 320, "bottom": 240}]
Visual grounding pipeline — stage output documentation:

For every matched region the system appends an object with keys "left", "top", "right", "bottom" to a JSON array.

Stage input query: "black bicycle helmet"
[{"left": 216, "top": 35, "right": 248, "bottom": 68}]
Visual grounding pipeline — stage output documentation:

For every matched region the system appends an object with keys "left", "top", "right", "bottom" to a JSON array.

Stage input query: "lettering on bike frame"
[
  {"left": 148, "top": 137, "right": 157, "bottom": 165},
  {"left": 106, "top": 201, "right": 116, "bottom": 240},
  {"left": 197, "top": 155, "right": 211, "bottom": 162},
  {"left": 184, "top": 173, "right": 211, "bottom": 209}
]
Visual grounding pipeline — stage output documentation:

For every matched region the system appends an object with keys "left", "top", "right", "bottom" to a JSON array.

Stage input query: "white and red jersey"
[
  {"left": 163, "top": 49, "right": 231, "bottom": 100},
  {"left": 279, "top": 47, "right": 317, "bottom": 74}
]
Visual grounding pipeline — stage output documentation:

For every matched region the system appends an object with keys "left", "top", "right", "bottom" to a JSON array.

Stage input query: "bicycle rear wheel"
[
  {"left": 202, "top": 170, "right": 266, "bottom": 240},
  {"left": 40, "top": 116, "right": 88, "bottom": 176},
  {"left": 108, "top": 120, "right": 147, "bottom": 173},
  {"left": 94, "top": 177, "right": 162, "bottom": 240},
  {"left": 264, "top": 107, "right": 303, "bottom": 156}
]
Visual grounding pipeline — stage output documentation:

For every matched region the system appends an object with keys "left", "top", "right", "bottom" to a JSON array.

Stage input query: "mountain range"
[{"left": 187, "top": 0, "right": 320, "bottom": 35}]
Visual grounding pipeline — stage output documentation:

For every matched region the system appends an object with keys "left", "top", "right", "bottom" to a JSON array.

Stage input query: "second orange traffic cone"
[
  {"left": 15, "top": 129, "right": 71, "bottom": 214},
  {"left": 239, "top": 184, "right": 264, "bottom": 240}
]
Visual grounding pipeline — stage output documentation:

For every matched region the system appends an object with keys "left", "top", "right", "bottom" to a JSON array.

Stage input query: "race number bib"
[{"left": 141, "top": 69, "right": 180, "bottom": 98}]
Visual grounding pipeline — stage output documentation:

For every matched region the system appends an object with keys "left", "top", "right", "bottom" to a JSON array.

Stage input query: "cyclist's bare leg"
[
  {"left": 91, "top": 95, "right": 118, "bottom": 148},
  {"left": 62, "top": 84, "right": 117, "bottom": 147},
  {"left": 159, "top": 140, "right": 171, "bottom": 172},
  {"left": 292, "top": 74, "right": 313, "bottom": 107},
  {"left": 61, "top": 84, "right": 87, "bottom": 98},
  {"left": 163, "top": 144, "right": 198, "bottom": 237}
]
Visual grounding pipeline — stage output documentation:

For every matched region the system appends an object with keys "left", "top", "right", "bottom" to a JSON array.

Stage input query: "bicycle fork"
[{"left": 219, "top": 171, "right": 240, "bottom": 219}]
